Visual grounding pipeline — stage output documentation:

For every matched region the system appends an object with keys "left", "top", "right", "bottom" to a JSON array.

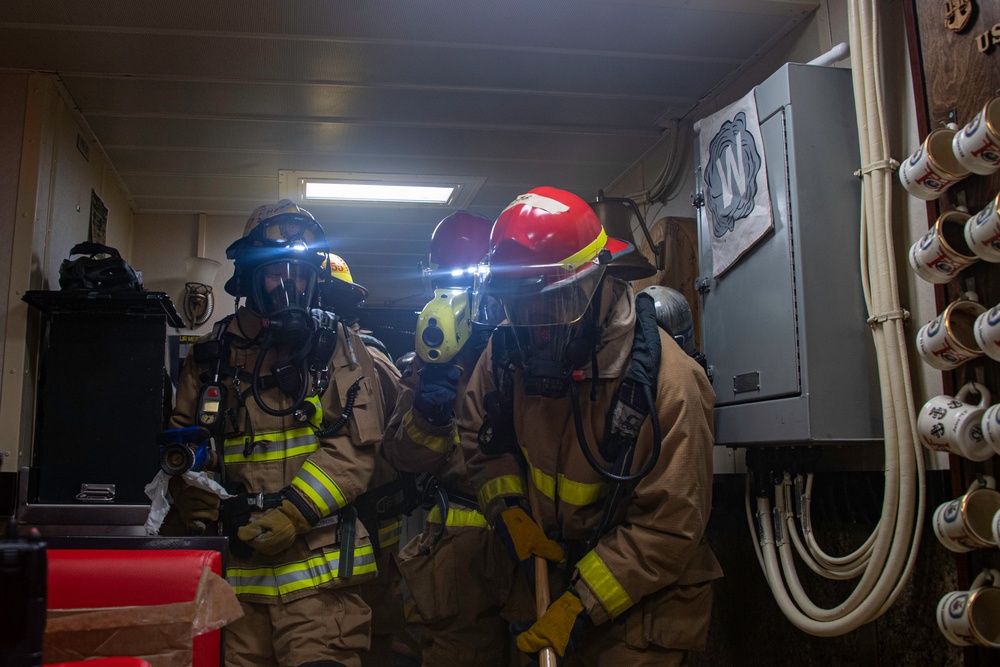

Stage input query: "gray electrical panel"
[{"left": 695, "top": 63, "right": 882, "bottom": 447}]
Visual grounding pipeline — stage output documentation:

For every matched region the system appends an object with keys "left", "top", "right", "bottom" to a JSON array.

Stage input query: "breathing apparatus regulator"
[
  {"left": 477, "top": 187, "right": 664, "bottom": 490},
  {"left": 222, "top": 200, "right": 341, "bottom": 418}
]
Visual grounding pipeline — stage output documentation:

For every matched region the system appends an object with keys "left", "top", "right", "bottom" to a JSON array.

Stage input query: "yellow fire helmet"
[{"left": 318, "top": 252, "right": 369, "bottom": 313}]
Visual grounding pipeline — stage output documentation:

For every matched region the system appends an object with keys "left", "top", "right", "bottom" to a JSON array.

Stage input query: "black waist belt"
[
  {"left": 247, "top": 491, "right": 286, "bottom": 511},
  {"left": 219, "top": 490, "right": 286, "bottom": 560},
  {"left": 354, "top": 478, "right": 405, "bottom": 522},
  {"left": 440, "top": 485, "right": 479, "bottom": 511}
]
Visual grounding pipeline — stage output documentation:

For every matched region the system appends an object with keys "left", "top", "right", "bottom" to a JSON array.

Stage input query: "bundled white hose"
[{"left": 745, "top": 0, "right": 925, "bottom": 636}]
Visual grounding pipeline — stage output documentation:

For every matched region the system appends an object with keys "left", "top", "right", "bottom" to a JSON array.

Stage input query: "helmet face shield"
[
  {"left": 483, "top": 260, "right": 605, "bottom": 327},
  {"left": 252, "top": 260, "right": 318, "bottom": 315}
]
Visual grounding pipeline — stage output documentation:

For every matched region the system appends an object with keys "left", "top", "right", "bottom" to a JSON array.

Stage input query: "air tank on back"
[{"left": 639, "top": 285, "right": 696, "bottom": 357}]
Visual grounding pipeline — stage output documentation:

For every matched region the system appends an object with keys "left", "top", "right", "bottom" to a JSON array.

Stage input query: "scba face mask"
[
  {"left": 252, "top": 260, "right": 319, "bottom": 348},
  {"left": 510, "top": 312, "right": 600, "bottom": 399},
  {"left": 488, "top": 261, "right": 606, "bottom": 399}
]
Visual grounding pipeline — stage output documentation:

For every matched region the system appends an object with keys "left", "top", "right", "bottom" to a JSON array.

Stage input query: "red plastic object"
[
  {"left": 47, "top": 549, "right": 223, "bottom": 667},
  {"left": 49, "top": 659, "right": 153, "bottom": 667}
]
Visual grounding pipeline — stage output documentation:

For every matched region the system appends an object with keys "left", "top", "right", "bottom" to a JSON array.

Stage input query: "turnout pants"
[{"left": 225, "top": 589, "right": 372, "bottom": 667}]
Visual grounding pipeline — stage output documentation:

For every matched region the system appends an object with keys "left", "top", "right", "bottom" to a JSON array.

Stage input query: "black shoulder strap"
[
  {"left": 599, "top": 293, "right": 661, "bottom": 462},
  {"left": 478, "top": 327, "right": 519, "bottom": 457},
  {"left": 191, "top": 315, "right": 235, "bottom": 366},
  {"left": 357, "top": 332, "right": 390, "bottom": 359}
]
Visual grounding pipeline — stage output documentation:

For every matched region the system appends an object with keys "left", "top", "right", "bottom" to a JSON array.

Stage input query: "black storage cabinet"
[{"left": 24, "top": 292, "right": 182, "bottom": 505}]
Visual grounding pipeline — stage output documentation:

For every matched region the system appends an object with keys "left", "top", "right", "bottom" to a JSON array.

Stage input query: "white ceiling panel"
[{"left": 0, "top": 0, "right": 817, "bottom": 308}]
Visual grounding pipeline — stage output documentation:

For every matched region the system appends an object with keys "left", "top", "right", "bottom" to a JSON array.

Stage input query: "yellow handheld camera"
[{"left": 415, "top": 288, "right": 472, "bottom": 364}]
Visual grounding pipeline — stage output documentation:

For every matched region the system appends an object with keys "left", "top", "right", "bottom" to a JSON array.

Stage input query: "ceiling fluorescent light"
[
  {"left": 279, "top": 170, "right": 486, "bottom": 209},
  {"left": 304, "top": 181, "right": 456, "bottom": 204}
]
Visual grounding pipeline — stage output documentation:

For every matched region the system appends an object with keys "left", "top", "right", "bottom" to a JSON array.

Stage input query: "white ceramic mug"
[
  {"left": 917, "top": 382, "right": 992, "bottom": 460},
  {"left": 983, "top": 403, "right": 1000, "bottom": 456},
  {"left": 963, "top": 193, "right": 1000, "bottom": 262},
  {"left": 908, "top": 210, "right": 977, "bottom": 283},
  {"left": 915, "top": 299, "right": 985, "bottom": 370},
  {"left": 974, "top": 301, "right": 1000, "bottom": 362},
  {"left": 953, "top": 96, "right": 1000, "bottom": 176},
  {"left": 933, "top": 476, "right": 1000, "bottom": 552},
  {"left": 937, "top": 569, "right": 1000, "bottom": 647},
  {"left": 899, "top": 128, "right": 971, "bottom": 200}
]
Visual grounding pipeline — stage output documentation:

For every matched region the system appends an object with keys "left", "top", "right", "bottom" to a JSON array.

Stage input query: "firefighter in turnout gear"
[
  {"left": 383, "top": 211, "right": 532, "bottom": 666},
  {"left": 318, "top": 252, "right": 406, "bottom": 667},
  {"left": 461, "top": 187, "right": 723, "bottom": 666},
  {"left": 166, "top": 200, "right": 386, "bottom": 667}
]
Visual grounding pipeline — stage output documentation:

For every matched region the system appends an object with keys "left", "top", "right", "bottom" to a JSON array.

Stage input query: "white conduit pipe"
[
  {"left": 799, "top": 475, "right": 879, "bottom": 569},
  {"left": 746, "top": 0, "right": 925, "bottom": 636},
  {"left": 784, "top": 478, "right": 870, "bottom": 580},
  {"left": 808, "top": 42, "right": 850, "bottom": 67}
]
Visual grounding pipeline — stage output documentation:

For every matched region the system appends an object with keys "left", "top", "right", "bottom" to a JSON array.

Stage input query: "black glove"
[{"left": 413, "top": 363, "right": 462, "bottom": 426}]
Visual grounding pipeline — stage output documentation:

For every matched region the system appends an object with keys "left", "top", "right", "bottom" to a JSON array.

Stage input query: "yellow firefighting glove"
[
  {"left": 515, "top": 589, "right": 592, "bottom": 658},
  {"left": 496, "top": 506, "right": 565, "bottom": 578},
  {"left": 237, "top": 499, "right": 311, "bottom": 556},
  {"left": 168, "top": 475, "right": 220, "bottom": 529}
]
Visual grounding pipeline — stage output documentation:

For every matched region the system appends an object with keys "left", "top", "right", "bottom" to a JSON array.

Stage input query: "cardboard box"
[{"left": 44, "top": 567, "right": 243, "bottom": 667}]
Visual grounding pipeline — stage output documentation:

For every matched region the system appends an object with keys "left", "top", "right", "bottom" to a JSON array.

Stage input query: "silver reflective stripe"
[
  {"left": 227, "top": 546, "right": 378, "bottom": 597},
  {"left": 223, "top": 427, "right": 319, "bottom": 463},
  {"left": 292, "top": 460, "right": 347, "bottom": 515}
]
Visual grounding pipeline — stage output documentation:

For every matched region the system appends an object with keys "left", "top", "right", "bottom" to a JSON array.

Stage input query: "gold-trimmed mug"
[
  {"left": 963, "top": 193, "right": 1000, "bottom": 263},
  {"left": 917, "top": 382, "right": 992, "bottom": 460},
  {"left": 953, "top": 96, "right": 1000, "bottom": 176},
  {"left": 915, "top": 299, "right": 985, "bottom": 371},
  {"left": 908, "top": 210, "right": 977, "bottom": 283},
  {"left": 937, "top": 569, "right": 1000, "bottom": 648},
  {"left": 933, "top": 476, "right": 1000, "bottom": 552},
  {"left": 900, "top": 128, "right": 971, "bottom": 200}
]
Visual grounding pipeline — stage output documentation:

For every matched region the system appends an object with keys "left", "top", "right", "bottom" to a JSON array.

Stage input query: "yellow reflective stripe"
[
  {"left": 556, "top": 473, "right": 607, "bottom": 506},
  {"left": 402, "top": 411, "right": 456, "bottom": 454},
  {"left": 291, "top": 460, "right": 347, "bottom": 517},
  {"left": 227, "top": 543, "right": 377, "bottom": 597},
  {"left": 521, "top": 448, "right": 607, "bottom": 506},
  {"left": 530, "top": 465, "right": 556, "bottom": 501},
  {"left": 478, "top": 475, "right": 526, "bottom": 509},
  {"left": 560, "top": 228, "right": 607, "bottom": 271},
  {"left": 427, "top": 505, "right": 489, "bottom": 528},
  {"left": 223, "top": 426, "right": 319, "bottom": 463},
  {"left": 577, "top": 551, "right": 633, "bottom": 619},
  {"left": 378, "top": 519, "right": 402, "bottom": 548}
]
